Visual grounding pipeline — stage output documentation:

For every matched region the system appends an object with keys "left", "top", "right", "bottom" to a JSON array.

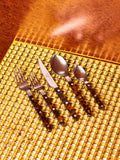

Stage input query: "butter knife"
[{"left": 38, "top": 58, "right": 79, "bottom": 120}]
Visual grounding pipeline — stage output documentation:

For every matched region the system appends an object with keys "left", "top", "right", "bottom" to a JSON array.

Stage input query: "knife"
[{"left": 38, "top": 58, "right": 79, "bottom": 120}]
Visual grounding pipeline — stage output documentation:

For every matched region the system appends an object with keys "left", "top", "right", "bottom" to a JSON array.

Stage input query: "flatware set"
[
  {"left": 50, "top": 55, "right": 92, "bottom": 116},
  {"left": 38, "top": 58, "right": 79, "bottom": 120},
  {"left": 14, "top": 69, "right": 52, "bottom": 131},
  {"left": 29, "top": 73, "right": 64, "bottom": 125},
  {"left": 14, "top": 55, "right": 105, "bottom": 131}
]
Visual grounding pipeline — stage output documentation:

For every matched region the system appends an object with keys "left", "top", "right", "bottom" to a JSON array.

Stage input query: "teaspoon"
[
  {"left": 50, "top": 55, "right": 92, "bottom": 116},
  {"left": 73, "top": 65, "right": 105, "bottom": 110}
]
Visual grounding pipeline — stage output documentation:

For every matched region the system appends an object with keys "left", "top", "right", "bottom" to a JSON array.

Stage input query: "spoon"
[
  {"left": 50, "top": 55, "right": 92, "bottom": 116},
  {"left": 73, "top": 65, "right": 105, "bottom": 110}
]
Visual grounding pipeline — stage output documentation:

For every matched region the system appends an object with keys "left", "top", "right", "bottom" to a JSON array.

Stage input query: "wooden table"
[
  {"left": 0, "top": 1, "right": 120, "bottom": 63},
  {"left": 0, "top": 0, "right": 32, "bottom": 62}
]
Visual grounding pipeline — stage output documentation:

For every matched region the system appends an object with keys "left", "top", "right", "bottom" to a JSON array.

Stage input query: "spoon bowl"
[
  {"left": 50, "top": 55, "right": 68, "bottom": 77},
  {"left": 73, "top": 65, "right": 87, "bottom": 82}
]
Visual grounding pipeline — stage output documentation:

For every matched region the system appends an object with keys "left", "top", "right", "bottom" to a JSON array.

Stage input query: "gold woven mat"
[{"left": 0, "top": 41, "right": 120, "bottom": 160}]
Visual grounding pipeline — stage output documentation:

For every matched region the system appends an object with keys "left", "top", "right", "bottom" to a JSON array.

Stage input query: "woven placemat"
[{"left": 0, "top": 41, "right": 120, "bottom": 160}]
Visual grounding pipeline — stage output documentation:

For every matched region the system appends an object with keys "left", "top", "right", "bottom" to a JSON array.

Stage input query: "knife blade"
[
  {"left": 38, "top": 58, "right": 79, "bottom": 120},
  {"left": 38, "top": 58, "right": 58, "bottom": 88}
]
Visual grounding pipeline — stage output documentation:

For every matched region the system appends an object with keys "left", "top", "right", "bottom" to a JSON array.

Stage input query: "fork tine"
[
  {"left": 14, "top": 68, "right": 26, "bottom": 83},
  {"left": 19, "top": 69, "right": 25, "bottom": 82},
  {"left": 30, "top": 73, "right": 39, "bottom": 86},
  {"left": 13, "top": 68, "right": 20, "bottom": 83},
  {"left": 34, "top": 73, "right": 39, "bottom": 84},
  {"left": 29, "top": 74, "right": 35, "bottom": 86}
]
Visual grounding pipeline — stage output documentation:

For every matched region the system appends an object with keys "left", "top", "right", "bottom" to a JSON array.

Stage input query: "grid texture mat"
[{"left": 0, "top": 41, "right": 120, "bottom": 160}]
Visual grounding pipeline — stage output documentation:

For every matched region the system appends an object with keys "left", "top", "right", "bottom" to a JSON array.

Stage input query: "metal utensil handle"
[
  {"left": 68, "top": 81, "right": 92, "bottom": 116},
  {"left": 29, "top": 95, "right": 52, "bottom": 131},
  {"left": 85, "top": 82, "right": 105, "bottom": 110},
  {"left": 55, "top": 88, "right": 79, "bottom": 120},
  {"left": 42, "top": 94, "right": 64, "bottom": 124}
]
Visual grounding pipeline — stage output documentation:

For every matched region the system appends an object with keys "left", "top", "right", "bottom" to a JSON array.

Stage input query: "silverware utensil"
[
  {"left": 38, "top": 58, "right": 80, "bottom": 120},
  {"left": 50, "top": 55, "right": 92, "bottom": 116},
  {"left": 73, "top": 65, "right": 105, "bottom": 110},
  {"left": 29, "top": 73, "right": 64, "bottom": 125},
  {"left": 14, "top": 69, "right": 52, "bottom": 131}
]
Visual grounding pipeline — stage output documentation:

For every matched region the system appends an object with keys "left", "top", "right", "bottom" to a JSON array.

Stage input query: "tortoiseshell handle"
[
  {"left": 85, "top": 82, "right": 105, "bottom": 110},
  {"left": 42, "top": 94, "right": 64, "bottom": 125},
  {"left": 68, "top": 81, "right": 92, "bottom": 116},
  {"left": 29, "top": 95, "right": 52, "bottom": 131},
  {"left": 55, "top": 88, "right": 79, "bottom": 120}
]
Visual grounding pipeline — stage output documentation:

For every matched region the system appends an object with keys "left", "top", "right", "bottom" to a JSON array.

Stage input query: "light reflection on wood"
[{"left": 14, "top": 0, "right": 120, "bottom": 63}]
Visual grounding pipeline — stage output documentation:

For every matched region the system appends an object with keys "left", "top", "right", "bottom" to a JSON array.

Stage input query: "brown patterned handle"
[
  {"left": 86, "top": 82, "right": 105, "bottom": 110},
  {"left": 29, "top": 95, "right": 52, "bottom": 131},
  {"left": 43, "top": 94, "right": 64, "bottom": 125},
  {"left": 68, "top": 81, "right": 92, "bottom": 116},
  {"left": 55, "top": 88, "right": 80, "bottom": 120}
]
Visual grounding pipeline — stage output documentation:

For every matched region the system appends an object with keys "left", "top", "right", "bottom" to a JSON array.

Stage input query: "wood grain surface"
[
  {"left": 0, "top": 0, "right": 120, "bottom": 63},
  {"left": 0, "top": 0, "right": 33, "bottom": 62}
]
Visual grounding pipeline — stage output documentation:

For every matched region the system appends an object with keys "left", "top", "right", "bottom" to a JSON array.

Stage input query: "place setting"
[{"left": 14, "top": 54, "right": 105, "bottom": 131}]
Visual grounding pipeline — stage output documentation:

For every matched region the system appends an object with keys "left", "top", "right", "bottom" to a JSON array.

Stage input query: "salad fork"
[
  {"left": 29, "top": 73, "right": 64, "bottom": 125},
  {"left": 14, "top": 69, "right": 52, "bottom": 131}
]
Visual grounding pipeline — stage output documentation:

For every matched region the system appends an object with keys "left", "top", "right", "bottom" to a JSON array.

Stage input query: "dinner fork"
[
  {"left": 14, "top": 69, "right": 52, "bottom": 131},
  {"left": 29, "top": 73, "right": 64, "bottom": 125}
]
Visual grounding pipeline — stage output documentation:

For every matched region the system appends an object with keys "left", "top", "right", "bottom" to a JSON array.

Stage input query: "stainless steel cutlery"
[
  {"left": 74, "top": 65, "right": 105, "bottom": 110},
  {"left": 50, "top": 55, "right": 92, "bottom": 116},
  {"left": 38, "top": 58, "right": 80, "bottom": 120},
  {"left": 14, "top": 69, "right": 52, "bottom": 131},
  {"left": 50, "top": 55, "right": 105, "bottom": 111},
  {"left": 29, "top": 73, "right": 64, "bottom": 125},
  {"left": 14, "top": 54, "right": 105, "bottom": 131}
]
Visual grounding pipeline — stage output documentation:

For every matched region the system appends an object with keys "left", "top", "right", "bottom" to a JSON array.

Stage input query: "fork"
[
  {"left": 29, "top": 73, "right": 64, "bottom": 125},
  {"left": 14, "top": 69, "right": 52, "bottom": 131}
]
